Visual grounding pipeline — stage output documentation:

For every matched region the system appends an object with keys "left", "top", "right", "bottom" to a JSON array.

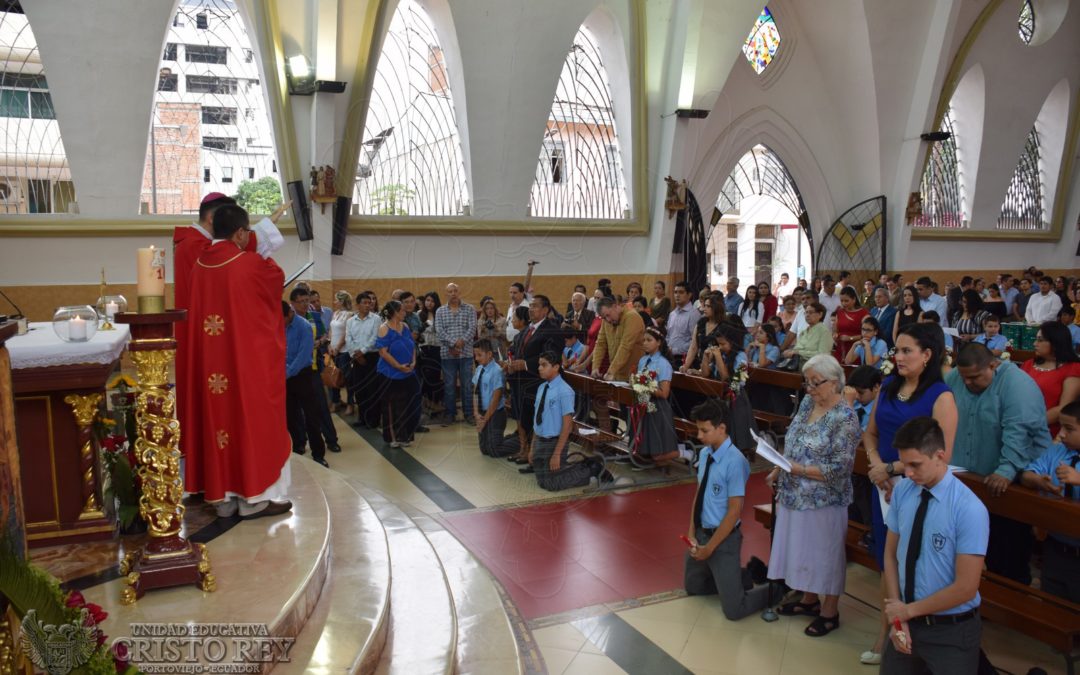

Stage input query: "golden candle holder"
[{"left": 114, "top": 310, "right": 215, "bottom": 605}]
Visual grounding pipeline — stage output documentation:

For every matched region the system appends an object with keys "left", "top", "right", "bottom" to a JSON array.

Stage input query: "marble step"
[
  {"left": 86, "top": 456, "right": 332, "bottom": 673},
  {"left": 358, "top": 488, "right": 458, "bottom": 675},
  {"left": 274, "top": 468, "right": 391, "bottom": 675},
  {"left": 403, "top": 506, "right": 525, "bottom": 675}
]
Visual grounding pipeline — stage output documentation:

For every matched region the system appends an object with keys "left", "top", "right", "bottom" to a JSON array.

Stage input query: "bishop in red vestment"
[
  {"left": 182, "top": 204, "right": 292, "bottom": 518},
  {"left": 174, "top": 194, "right": 287, "bottom": 467}
]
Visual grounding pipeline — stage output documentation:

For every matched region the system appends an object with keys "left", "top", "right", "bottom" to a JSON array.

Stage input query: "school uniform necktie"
[
  {"left": 855, "top": 406, "right": 866, "bottom": 425},
  {"left": 693, "top": 452, "right": 716, "bottom": 530},
  {"left": 535, "top": 382, "right": 549, "bottom": 426},
  {"left": 476, "top": 365, "right": 485, "bottom": 412},
  {"left": 904, "top": 489, "right": 934, "bottom": 603},
  {"left": 1070, "top": 455, "right": 1080, "bottom": 500}
]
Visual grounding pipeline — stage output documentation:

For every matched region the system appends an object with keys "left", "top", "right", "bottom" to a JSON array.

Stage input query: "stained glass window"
[
  {"left": 997, "top": 127, "right": 1045, "bottom": 230},
  {"left": 1018, "top": 0, "right": 1035, "bottom": 44},
  {"left": 353, "top": 0, "right": 469, "bottom": 216},
  {"left": 742, "top": 7, "right": 781, "bottom": 75},
  {"left": 528, "top": 26, "right": 629, "bottom": 219}
]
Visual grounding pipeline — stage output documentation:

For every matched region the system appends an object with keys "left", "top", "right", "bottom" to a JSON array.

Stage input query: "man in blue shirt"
[
  {"left": 723, "top": 277, "right": 743, "bottom": 316},
  {"left": 684, "top": 399, "right": 772, "bottom": 620},
  {"left": 1020, "top": 400, "right": 1080, "bottom": 603},
  {"left": 472, "top": 339, "right": 507, "bottom": 457},
  {"left": 527, "top": 352, "right": 594, "bottom": 490},
  {"left": 946, "top": 343, "right": 1049, "bottom": 583},
  {"left": 292, "top": 287, "right": 341, "bottom": 454},
  {"left": 284, "top": 301, "right": 328, "bottom": 467},
  {"left": 882, "top": 416, "right": 988, "bottom": 674}
]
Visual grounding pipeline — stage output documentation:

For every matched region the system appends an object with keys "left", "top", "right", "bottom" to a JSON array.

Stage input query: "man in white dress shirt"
[{"left": 1026, "top": 276, "right": 1063, "bottom": 323}]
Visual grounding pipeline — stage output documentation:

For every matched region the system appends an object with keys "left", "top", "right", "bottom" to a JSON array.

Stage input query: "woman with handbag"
[{"left": 328, "top": 290, "right": 354, "bottom": 414}]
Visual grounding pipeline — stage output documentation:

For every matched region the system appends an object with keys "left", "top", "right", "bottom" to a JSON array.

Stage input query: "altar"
[{"left": 8, "top": 322, "right": 129, "bottom": 547}]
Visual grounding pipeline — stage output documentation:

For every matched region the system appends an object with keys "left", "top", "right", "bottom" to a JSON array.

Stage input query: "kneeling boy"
[{"left": 684, "top": 399, "right": 771, "bottom": 620}]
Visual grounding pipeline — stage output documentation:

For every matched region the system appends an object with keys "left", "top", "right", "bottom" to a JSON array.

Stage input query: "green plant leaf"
[{"left": 0, "top": 540, "right": 69, "bottom": 625}]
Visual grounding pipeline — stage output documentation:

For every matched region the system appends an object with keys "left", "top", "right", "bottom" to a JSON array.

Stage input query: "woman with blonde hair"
[{"left": 328, "top": 290, "right": 355, "bottom": 414}]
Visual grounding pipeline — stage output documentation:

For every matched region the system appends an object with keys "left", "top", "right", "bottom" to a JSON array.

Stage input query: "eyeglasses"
[{"left": 804, "top": 379, "right": 832, "bottom": 390}]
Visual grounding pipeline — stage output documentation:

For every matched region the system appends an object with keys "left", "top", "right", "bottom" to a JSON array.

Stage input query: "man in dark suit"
[
  {"left": 869, "top": 287, "right": 898, "bottom": 349},
  {"left": 564, "top": 291, "right": 596, "bottom": 337},
  {"left": 502, "top": 295, "right": 562, "bottom": 467}
]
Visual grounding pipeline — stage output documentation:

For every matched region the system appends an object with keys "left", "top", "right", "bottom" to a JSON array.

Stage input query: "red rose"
[
  {"left": 86, "top": 602, "right": 108, "bottom": 625},
  {"left": 112, "top": 641, "right": 129, "bottom": 662},
  {"left": 65, "top": 590, "right": 85, "bottom": 608}
]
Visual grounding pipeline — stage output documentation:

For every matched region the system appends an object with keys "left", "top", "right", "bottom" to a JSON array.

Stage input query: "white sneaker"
[{"left": 859, "top": 650, "right": 881, "bottom": 665}]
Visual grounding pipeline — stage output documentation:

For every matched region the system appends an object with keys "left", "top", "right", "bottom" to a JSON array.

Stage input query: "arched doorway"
[{"left": 706, "top": 145, "right": 813, "bottom": 291}]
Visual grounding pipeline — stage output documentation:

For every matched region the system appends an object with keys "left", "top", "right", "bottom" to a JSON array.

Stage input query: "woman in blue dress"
[
  {"left": 858, "top": 322, "right": 957, "bottom": 665},
  {"left": 375, "top": 300, "right": 422, "bottom": 448}
]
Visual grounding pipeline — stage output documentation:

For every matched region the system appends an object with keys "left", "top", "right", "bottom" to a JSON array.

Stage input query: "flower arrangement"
[
  {"left": 99, "top": 374, "right": 144, "bottom": 533},
  {"left": 728, "top": 363, "right": 749, "bottom": 396},
  {"left": 630, "top": 369, "right": 659, "bottom": 412},
  {"left": 880, "top": 348, "right": 896, "bottom": 376},
  {"left": 0, "top": 540, "right": 139, "bottom": 673}
]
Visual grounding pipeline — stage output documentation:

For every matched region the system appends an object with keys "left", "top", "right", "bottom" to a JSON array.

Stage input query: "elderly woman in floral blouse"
[{"left": 765, "top": 354, "right": 861, "bottom": 638}]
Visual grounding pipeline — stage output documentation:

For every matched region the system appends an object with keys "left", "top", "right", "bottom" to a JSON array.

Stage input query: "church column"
[{"left": 304, "top": 0, "right": 340, "bottom": 286}]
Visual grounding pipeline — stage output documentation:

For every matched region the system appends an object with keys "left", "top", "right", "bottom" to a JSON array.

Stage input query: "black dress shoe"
[
  {"left": 747, "top": 556, "right": 769, "bottom": 585},
  {"left": 328, "top": 443, "right": 342, "bottom": 453},
  {"left": 241, "top": 500, "right": 293, "bottom": 520},
  {"left": 416, "top": 425, "right": 430, "bottom": 433},
  {"left": 518, "top": 466, "right": 535, "bottom": 474},
  {"left": 314, "top": 457, "right": 329, "bottom": 468},
  {"left": 292, "top": 449, "right": 306, "bottom": 455}
]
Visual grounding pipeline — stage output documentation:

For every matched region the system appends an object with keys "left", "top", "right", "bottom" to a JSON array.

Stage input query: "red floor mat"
[{"left": 442, "top": 473, "right": 774, "bottom": 620}]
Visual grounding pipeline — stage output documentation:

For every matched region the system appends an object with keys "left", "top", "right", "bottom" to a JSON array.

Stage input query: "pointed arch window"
[
  {"left": 1018, "top": 1, "right": 1035, "bottom": 44},
  {"left": 914, "top": 107, "right": 966, "bottom": 228},
  {"left": 0, "top": 0, "right": 77, "bottom": 214},
  {"left": 142, "top": 0, "right": 281, "bottom": 215},
  {"left": 997, "top": 127, "right": 1045, "bottom": 230},
  {"left": 529, "top": 26, "right": 629, "bottom": 220},
  {"left": 742, "top": 7, "right": 781, "bottom": 75},
  {"left": 353, "top": 0, "right": 468, "bottom": 216}
]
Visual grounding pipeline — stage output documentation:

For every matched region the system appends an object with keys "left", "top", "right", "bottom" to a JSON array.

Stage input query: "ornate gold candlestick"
[{"left": 114, "top": 310, "right": 214, "bottom": 604}]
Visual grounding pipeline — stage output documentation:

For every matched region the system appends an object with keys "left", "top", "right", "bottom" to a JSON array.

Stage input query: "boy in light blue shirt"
[
  {"left": 883, "top": 417, "right": 988, "bottom": 674},
  {"left": 1020, "top": 400, "right": 1080, "bottom": 603},
  {"left": 684, "top": 399, "right": 773, "bottom": 620},
  {"left": 1059, "top": 307, "right": 1080, "bottom": 349},
  {"left": 472, "top": 339, "right": 506, "bottom": 457},
  {"left": 562, "top": 332, "right": 585, "bottom": 369},
  {"left": 529, "top": 351, "right": 594, "bottom": 491},
  {"left": 972, "top": 315, "right": 1007, "bottom": 356}
]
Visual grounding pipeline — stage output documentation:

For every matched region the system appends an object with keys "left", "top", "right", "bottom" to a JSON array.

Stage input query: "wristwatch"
[{"left": 885, "top": 462, "right": 896, "bottom": 477}]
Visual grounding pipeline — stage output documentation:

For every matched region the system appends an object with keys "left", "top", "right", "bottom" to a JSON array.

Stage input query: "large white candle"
[
  {"left": 105, "top": 301, "right": 119, "bottom": 319},
  {"left": 69, "top": 315, "right": 88, "bottom": 340},
  {"left": 136, "top": 246, "right": 166, "bottom": 298}
]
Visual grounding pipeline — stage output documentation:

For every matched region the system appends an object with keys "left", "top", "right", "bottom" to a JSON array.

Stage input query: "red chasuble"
[
  {"left": 173, "top": 226, "right": 257, "bottom": 460},
  {"left": 181, "top": 241, "right": 290, "bottom": 500}
]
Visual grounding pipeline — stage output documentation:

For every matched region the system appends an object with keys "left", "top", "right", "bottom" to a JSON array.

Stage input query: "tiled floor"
[{"left": 38, "top": 406, "right": 1067, "bottom": 675}]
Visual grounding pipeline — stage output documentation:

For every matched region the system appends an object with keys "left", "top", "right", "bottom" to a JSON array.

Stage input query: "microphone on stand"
[
  {"left": 0, "top": 288, "right": 29, "bottom": 334},
  {"left": 0, "top": 288, "right": 25, "bottom": 318}
]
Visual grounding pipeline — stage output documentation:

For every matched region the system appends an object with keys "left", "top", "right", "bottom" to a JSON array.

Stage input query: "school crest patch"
[
  {"left": 932, "top": 533, "right": 946, "bottom": 552},
  {"left": 712, "top": 483, "right": 721, "bottom": 495}
]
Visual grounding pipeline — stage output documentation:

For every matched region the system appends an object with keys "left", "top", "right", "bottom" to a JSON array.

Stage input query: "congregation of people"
[{"left": 278, "top": 258, "right": 1080, "bottom": 673}]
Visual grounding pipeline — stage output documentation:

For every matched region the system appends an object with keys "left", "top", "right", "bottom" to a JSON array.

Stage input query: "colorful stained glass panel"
[{"left": 742, "top": 7, "right": 781, "bottom": 75}]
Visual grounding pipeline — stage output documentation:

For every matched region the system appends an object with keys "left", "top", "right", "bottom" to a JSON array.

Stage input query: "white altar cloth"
[{"left": 8, "top": 322, "right": 130, "bottom": 370}]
